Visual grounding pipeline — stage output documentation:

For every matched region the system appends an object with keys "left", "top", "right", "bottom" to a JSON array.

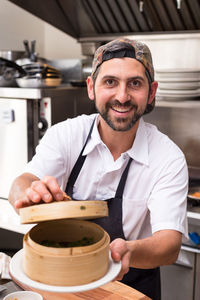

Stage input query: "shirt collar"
[{"left": 83, "top": 116, "right": 149, "bottom": 166}]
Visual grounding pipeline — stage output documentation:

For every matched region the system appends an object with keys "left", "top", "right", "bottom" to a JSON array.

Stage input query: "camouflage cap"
[{"left": 91, "top": 38, "right": 154, "bottom": 82}]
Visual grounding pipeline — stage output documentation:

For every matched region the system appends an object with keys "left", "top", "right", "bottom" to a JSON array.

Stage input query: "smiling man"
[{"left": 9, "top": 38, "right": 188, "bottom": 300}]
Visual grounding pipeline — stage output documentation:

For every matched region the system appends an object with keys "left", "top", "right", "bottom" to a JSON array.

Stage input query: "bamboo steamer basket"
[
  {"left": 20, "top": 200, "right": 108, "bottom": 224},
  {"left": 20, "top": 200, "right": 110, "bottom": 286}
]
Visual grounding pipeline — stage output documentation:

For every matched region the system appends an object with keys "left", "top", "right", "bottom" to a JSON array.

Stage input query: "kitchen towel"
[{"left": 0, "top": 253, "right": 11, "bottom": 280}]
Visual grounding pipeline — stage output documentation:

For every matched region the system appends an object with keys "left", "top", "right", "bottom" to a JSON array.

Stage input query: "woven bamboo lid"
[{"left": 20, "top": 200, "right": 108, "bottom": 224}]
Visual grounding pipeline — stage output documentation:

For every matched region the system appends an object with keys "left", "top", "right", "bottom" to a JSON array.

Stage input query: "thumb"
[{"left": 110, "top": 238, "right": 127, "bottom": 262}]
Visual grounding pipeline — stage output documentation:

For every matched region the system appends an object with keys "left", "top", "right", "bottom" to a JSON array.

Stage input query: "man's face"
[{"left": 87, "top": 57, "right": 157, "bottom": 132}]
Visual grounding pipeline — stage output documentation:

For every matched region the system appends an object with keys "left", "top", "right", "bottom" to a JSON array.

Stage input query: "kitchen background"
[
  {"left": 1, "top": 0, "right": 200, "bottom": 66},
  {"left": 1, "top": 0, "right": 200, "bottom": 299}
]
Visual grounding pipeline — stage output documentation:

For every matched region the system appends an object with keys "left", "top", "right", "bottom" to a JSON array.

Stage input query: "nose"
[{"left": 116, "top": 83, "right": 130, "bottom": 103}]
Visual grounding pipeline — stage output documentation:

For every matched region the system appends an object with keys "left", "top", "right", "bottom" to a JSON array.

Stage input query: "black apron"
[{"left": 65, "top": 120, "right": 161, "bottom": 300}]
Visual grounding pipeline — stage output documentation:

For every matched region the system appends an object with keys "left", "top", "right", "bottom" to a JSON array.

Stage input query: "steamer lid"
[{"left": 19, "top": 200, "right": 108, "bottom": 224}]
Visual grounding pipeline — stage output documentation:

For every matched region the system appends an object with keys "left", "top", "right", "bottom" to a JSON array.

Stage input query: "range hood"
[{"left": 8, "top": 0, "right": 200, "bottom": 41}]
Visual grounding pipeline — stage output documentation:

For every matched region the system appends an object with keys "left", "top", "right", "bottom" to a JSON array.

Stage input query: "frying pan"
[
  {"left": 0, "top": 57, "right": 26, "bottom": 75},
  {"left": 0, "top": 57, "right": 26, "bottom": 86}
]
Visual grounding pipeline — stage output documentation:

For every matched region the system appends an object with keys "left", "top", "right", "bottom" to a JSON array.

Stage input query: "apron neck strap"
[
  {"left": 115, "top": 157, "right": 133, "bottom": 199},
  {"left": 65, "top": 118, "right": 95, "bottom": 197}
]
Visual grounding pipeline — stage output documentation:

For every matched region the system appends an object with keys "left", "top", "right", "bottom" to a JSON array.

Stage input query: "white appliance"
[
  {"left": 0, "top": 85, "right": 93, "bottom": 200},
  {"left": 0, "top": 98, "right": 29, "bottom": 199}
]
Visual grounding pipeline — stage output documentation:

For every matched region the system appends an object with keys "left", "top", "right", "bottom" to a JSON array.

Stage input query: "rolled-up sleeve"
[{"left": 148, "top": 155, "right": 188, "bottom": 240}]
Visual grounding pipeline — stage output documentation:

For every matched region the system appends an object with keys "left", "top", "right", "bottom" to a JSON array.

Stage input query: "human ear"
[
  {"left": 148, "top": 81, "right": 158, "bottom": 104},
  {"left": 86, "top": 76, "right": 95, "bottom": 100}
]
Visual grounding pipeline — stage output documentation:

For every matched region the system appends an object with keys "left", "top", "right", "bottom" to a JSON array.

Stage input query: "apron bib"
[{"left": 65, "top": 119, "right": 161, "bottom": 300}]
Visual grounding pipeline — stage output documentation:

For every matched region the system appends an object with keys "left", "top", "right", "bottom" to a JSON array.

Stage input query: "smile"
[{"left": 111, "top": 106, "right": 133, "bottom": 113}]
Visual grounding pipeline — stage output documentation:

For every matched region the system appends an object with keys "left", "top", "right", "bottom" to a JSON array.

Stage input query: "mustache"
[{"left": 106, "top": 100, "right": 137, "bottom": 109}]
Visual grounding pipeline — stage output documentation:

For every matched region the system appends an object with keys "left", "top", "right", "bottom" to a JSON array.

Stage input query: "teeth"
[{"left": 112, "top": 106, "right": 132, "bottom": 113}]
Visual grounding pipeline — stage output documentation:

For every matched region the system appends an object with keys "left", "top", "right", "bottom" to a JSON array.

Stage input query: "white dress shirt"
[{"left": 24, "top": 114, "right": 188, "bottom": 241}]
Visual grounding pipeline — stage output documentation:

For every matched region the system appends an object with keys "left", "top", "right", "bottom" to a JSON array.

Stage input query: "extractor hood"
[{"left": 8, "top": 0, "right": 200, "bottom": 41}]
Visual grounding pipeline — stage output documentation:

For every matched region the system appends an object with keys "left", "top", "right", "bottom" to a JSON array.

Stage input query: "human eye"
[
  {"left": 128, "top": 79, "right": 141, "bottom": 88},
  {"left": 105, "top": 78, "right": 115, "bottom": 86}
]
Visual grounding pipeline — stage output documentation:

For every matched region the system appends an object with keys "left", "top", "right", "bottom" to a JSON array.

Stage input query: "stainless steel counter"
[{"left": 0, "top": 85, "right": 85, "bottom": 100}]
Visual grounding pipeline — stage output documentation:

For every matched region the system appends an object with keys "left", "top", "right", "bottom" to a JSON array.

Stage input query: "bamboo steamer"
[
  {"left": 21, "top": 201, "right": 110, "bottom": 286},
  {"left": 20, "top": 200, "right": 108, "bottom": 224}
]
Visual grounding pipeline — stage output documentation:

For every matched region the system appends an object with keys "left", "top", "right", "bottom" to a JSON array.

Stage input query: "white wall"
[
  {"left": 0, "top": 0, "right": 82, "bottom": 59},
  {"left": 43, "top": 23, "right": 82, "bottom": 59}
]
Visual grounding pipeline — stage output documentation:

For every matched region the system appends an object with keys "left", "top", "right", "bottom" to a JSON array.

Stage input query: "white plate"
[
  {"left": 157, "top": 88, "right": 200, "bottom": 96},
  {"left": 156, "top": 68, "right": 200, "bottom": 73},
  {"left": 155, "top": 76, "right": 200, "bottom": 82},
  {"left": 9, "top": 249, "right": 121, "bottom": 293},
  {"left": 158, "top": 81, "right": 200, "bottom": 90},
  {"left": 155, "top": 69, "right": 200, "bottom": 80},
  {"left": 156, "top": 95, "right": 200, "bottom": 101}
]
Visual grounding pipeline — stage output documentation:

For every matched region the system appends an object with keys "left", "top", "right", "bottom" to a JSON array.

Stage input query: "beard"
[{"left": 94, "top": 98, "right": 147, "bottom": 132}]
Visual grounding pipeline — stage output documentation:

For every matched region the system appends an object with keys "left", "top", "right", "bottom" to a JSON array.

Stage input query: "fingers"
[
  {"left": 110, "top": 238, "right": 127, "bottom": 261},
  {"left": 11, "top": 173, "right": 66, "bottom": 210},
  {"left": 114, "top": 268, "right": 129, "bottom": 281},
  {"left": 19, "top": 176, "right": 64, "bottom": 207},
  {"left": 110, "top": 238, "right": 131, "bottom": 281},
  {"left": 26, "top": 183, "right": 52, "bottom": 203},
  {"left": 15, "top": 197, "right": 35, "bottom": 209},
  {"left": 114, "top": 253, "right": 130, "bottom": 281},
  {"left": 42, "top": 176, "right": 64, "bottom": 201}
]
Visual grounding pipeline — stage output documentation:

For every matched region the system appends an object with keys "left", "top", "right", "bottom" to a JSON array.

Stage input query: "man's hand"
[
  {"left": 25, "top": 175, "right": 64, "bottom": 204},
  {"left": 8, "top": 173, "right": 65, "bottom": 210},
  {"left": 110, "top": 238, "right": 131, "bottom": 281},
  {"left": 109, "top": 230, "right": 182, "bottom": 281}
]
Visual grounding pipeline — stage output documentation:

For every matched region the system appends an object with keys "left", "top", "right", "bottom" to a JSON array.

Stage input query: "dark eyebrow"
[
  {"left": 101, "top": 75, "right": 118, "bottom": 80},
  {"left": 101, "top": 75, "right": 145, "bottom": 82},
  {"left": 128, "top": 76, "right": 145, "bottom": 82}
]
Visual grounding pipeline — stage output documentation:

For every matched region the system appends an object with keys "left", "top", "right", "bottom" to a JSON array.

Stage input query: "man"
[{"left": 9, "top": 38, "right": 188, "bottom": 300}]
